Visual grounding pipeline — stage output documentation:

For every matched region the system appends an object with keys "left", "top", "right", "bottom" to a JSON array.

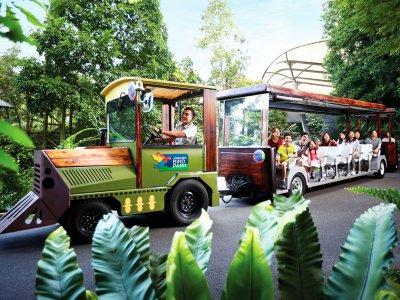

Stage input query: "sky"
[{"left": 1, "top": 0, "right": 325, "bottom": 82}]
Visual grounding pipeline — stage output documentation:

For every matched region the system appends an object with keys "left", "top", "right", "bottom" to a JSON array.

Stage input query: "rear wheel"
[
  {"left": 288, "top": 174, "right": 306, "bottom": 196},
  {"left": 374, "top": 160, "right": 386, "bottom": 179},
  {"left": 62, "top": 199, "right": 111, "bottom": 244},
  {"left": 168, "top": 180, "right": 208, "bottom": 225}
]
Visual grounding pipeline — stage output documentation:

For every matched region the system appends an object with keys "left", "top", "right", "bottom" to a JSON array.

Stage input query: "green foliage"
[
  {"left": 197, "top": 0, "right": 248, "bottom": 89},
  {"left": 36, "top": 195, "right": 399, "bottom": 300},
  {"left": 326, "top": 204, "right": 397, "bottom": 299},
  {"left": 36, "top": 227, "right": 87, "bottom": 300},
  {"left": 166, "top": 232, "right": 211, "bottom": 300},
  {"left": 276, "top": 208, "right": 323, "bottom": 300},
  {"left": 58, "top": 128, "right": 99, "bottom": 149},
  {"left": 222, "top": 227, "right": 274, "bottom": 300},
  {"left": 0, "top": 122, "right": 34, "bottom": 211},
  {"left": 306, "top": 114, "right": 329, "bottom": 142},
  {"left": 346, "top": 187, "right": 400, "bottom": 209},
  {"left": 92, "top": 214, "right": 155, "bottom": 299},
  {"left": 323, "top": 0, "right": 400, "bottom": 107},
  {"left": 0, "top": 0, "right": 46, "bottom": 45}
]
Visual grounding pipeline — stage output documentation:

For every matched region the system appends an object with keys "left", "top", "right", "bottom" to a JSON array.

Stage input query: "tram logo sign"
[{"left": 152, "top": 152, "right": 188, "bottom": 171}]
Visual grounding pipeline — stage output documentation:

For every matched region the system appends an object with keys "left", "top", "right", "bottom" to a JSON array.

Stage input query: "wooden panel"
[
  {"left": 204, "top": 89, "right": 217, "bottom": 172},
  {"left": 385, "top": 142, "right": 398, "bottom": 168},
  {"left": 45, "top": 148, "right": 132, "bottom": 167},
  {"left": 218, "top": 147, "right": 276, "bottom": 193}
]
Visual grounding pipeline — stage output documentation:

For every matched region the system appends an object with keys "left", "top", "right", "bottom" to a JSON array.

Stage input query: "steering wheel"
[{"left": 142, "top": 124, "right": 164, "bottom": 145}]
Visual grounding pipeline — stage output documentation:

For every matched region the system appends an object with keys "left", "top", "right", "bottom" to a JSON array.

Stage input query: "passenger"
[
  {"left": 355, "top": 131, "right": 364, "bottom": 144},
  {"left": 365, "top": 130, "right": 382, "bottom": 157},
  {"left": 150, "top": 107, "right": 197, "bottom": 145},
  {"left": 319, "top": 132, "right": 337, "bottom": 146},
  {"left": 347, "top": 131, "right": 359, "bottom": 175},
  {"left": 382, "top": 132, "right": 395, "bottom": 143},
  {"left": 304, "top": 140, "right": 319, "bottom": 179},
  {"left": 337, "top": 132, "right": 347, "bottom": 145},
  {"left": 293, "top": 131, "right": 309, "bottom": 166},
  {"left": 267, "top": 127, "right": 283, "bottom": 156},
  {"left": 276, "top": 133, "right": 297, "bottom": 189}
]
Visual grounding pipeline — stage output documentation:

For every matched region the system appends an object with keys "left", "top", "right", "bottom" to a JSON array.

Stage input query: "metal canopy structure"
[
  {"left": 262, "top": 40, "right": 333, "bottom": 95},
  {"left": 0, "top": 99, "right": 14, "bottom": 108}
]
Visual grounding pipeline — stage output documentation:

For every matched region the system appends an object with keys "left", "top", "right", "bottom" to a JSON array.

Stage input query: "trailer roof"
[
  {"left": 101, "top": 77, "right": 216, "bottom": 102},
  {"left": 216, "top": 83, "right": 388, "bottom": 115}
]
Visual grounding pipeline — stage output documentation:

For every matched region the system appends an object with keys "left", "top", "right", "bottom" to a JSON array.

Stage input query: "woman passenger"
[
  {"left": 267, "top": 127, "right": 283, "bottom": 156},
  {"left": 319, "top": 132, "right": 337, "bottom": 146},
  {"left": 347, "top": 131, "right": 359, "bottom": 175},
  {"left": 337, "top": 132, "right": 346, "bottom": 145}
]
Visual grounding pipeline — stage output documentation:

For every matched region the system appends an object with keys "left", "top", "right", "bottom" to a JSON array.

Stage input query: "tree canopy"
[
  {"left": 197, "top": 0, "right": 248, "bottom": 89},
  {"left": 323, "top": 0, "right": 400, "bottom": 107}
]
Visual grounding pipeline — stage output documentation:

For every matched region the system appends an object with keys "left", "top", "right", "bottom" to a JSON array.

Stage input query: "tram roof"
[{"left": 216, "top": 84, "right": 389, "bottom": 115}]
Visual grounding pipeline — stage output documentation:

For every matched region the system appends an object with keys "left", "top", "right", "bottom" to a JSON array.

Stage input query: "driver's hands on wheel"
[{"left": 149, "top": 125, "right": 162, "bottom": 134}]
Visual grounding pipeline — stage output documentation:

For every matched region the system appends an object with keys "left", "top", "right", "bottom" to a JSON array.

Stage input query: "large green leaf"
[
  {"left": 0, "top": 6, "right": 35, "bottom": 44},
  {"left": 276, "top": 208, "right": 324, "bottom": 300},
  {"left": 166, "top": 232, "right": 210, "bottom": 300},
  {"left": 150, "top": 252, "right": 168, "bottom": 300},
  {"left": 184, "top": 209, "right": 213, "bottom": 273},
  {"left": 0, "top": 120, "right": 34, "bottom": 148},
  {"left": 276, "top": 201, "right": 310, "bottom": 240},
  {"left": 326, "top": 204, "right": 397, "bottom": 300},
  {"left": 0, "top": 149, "right": 19, "bottom": 172},
  {"left": 92, "top": 214, "right": 155, "bottom": 299},
  {"left": 346, "top": 187, "right": 400, "bottom": 209},
  {"left": 240, "top": 201, "right": 277, "bottom": 264},
  {"left": 274, "top": 192, "right": 308, "bottom": 217},
  {"left": 14, "top": 4, "right": 44, "bottom": 27},
  {"left": 222, "top": 227, "right": 274, "bottom": 300},
  {"left": 129, "top": 225, "right": 151, "bottom": 267},
  {"left": 36, "top": 227, "right": 86, "bottom": 300}
]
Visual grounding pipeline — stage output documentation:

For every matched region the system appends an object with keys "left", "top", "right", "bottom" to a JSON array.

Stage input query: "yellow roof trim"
[{"left": 101, "top": 77, "right": 216, "bottom": 101}]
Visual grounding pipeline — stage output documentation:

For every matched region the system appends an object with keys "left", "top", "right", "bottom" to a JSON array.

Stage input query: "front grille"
[
  {"left": 34, "top": 163, "right": 41, "bottom": 196},
  {"left": 61, "top": 168, "right": 113, "bottom": 186}
]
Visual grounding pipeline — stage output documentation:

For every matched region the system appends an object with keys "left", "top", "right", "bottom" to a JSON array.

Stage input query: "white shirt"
[
  {"left": 174, "top": 122, "right": 197, "bottom": 145},
  {"left": 382, "top": 137, "right": 395, "bottom": 142}
]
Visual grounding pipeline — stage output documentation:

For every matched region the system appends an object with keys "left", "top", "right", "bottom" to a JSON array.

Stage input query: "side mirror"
[
  {"left": 99, "top": 128, "right": 107, "bottom": 146},
  {"left": 141, "top": 89, "right": 154, "bottom": 113}
]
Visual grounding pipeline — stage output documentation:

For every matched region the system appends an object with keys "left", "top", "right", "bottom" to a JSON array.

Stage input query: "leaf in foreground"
[
  {"left": 36, "top": 227, "right": 86, "bottom": 300},
  {"left": 166, "top": 232, "right": 210, "bottom": 300},
  {"left": 222, "top": 227, "right": 274, "bottom": 300},
  {"left": 326, "top": 204, "right": 397, "bottom": 300},
  {"left": 92, "top": 214, "right": 155, "bottom": 299},
  {"left": 276, "top": 208, "right": 323, "bottom": 300}
]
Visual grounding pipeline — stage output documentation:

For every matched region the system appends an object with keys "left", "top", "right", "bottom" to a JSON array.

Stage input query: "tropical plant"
[
  {"left": 57, "top": 128, "right": 100, "bottom": 149},
  {"left": 36, "top": 192, "right": 399, "bottom": 300},
  {"left": 346, "top": 186, "right": 400, "bottom": 209},
  {"left": 0, "top": 0, "right": 46, "bottom": 45}
]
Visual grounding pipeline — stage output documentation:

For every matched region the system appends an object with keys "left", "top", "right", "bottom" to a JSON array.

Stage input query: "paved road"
[{"left": 1, "top": 171, "right": 399, "bottom": 299}]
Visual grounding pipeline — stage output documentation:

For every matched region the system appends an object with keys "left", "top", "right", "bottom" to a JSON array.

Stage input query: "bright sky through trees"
[{"left": 1, "top": 0, "right": 324, "bottom": 82}]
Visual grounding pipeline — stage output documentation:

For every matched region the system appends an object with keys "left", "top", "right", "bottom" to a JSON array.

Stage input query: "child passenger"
[
  {"left": 305, "top": 140, "right": 319, "bottom": 179},
  {"left": 276, "top": 133, "right": 297, "bottom": 189}
]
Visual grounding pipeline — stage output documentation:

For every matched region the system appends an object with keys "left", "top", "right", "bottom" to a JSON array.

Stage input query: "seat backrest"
[
  {"left": 338, "top": 144, "right": 352, "bottom": 162},
  {"left": 317, "top": 147, "right": 328, "bottom": 166},
  {"left": 326, "top": 146, "right": 340, "bottom": 163},
  {"left": 359, "top": 144, "right": 373, "bottom": 160}
]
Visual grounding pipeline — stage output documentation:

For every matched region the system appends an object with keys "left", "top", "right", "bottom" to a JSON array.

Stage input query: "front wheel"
[
  {"left": 288, "top": 174, "right": 306, "bottom": 196},
  {"left": 374, "top": 160, "right": 386, "bottom": 179},
  {"left": 168, "top": 180, "right": 208, "bottom": 225},
  {"left": 61, "top": 199, "right": 111, "bottom": 244}
]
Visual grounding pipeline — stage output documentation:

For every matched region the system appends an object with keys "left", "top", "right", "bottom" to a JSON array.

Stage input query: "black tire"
[
  {"left": 374, "top": 160, "right": 386, "bottom": 179},
  {"left": 168, "top": 180, "right": 208, "bottom": 225},
  {"left": 62, "top": 199, "right": 111, "bottom": 244},
  {"left": 288, "top": 174, "right": 306, "bottom": 196}
]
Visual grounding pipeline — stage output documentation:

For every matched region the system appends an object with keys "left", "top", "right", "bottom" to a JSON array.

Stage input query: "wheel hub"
[
  {"left": 180, "top": 191, "right": 196, "bottom": 214},
  {"left": 80, "top": 211, "right": 100, "bottom": 232}
]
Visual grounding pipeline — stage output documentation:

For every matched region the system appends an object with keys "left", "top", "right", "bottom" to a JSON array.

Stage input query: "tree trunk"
[
  {"left": 60, "top": 104, "right": 66, "bottom": 142},
  {"left": 69, "top": 105, "right": 74, "bottom": 136},
  {"left": 43, "top": 111, "right": 48, "bottom": 149}
]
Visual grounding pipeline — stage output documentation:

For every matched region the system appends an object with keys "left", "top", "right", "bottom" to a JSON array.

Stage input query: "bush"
[{"left": 36, "top": 193, "right": 400, "bottom": 300}]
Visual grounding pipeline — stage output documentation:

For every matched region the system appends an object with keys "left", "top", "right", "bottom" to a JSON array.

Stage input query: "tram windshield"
[{"left": 218, "top": 94, "right": 269, "bottom": 146}]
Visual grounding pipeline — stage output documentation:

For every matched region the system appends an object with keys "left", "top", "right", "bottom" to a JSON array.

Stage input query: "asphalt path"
[{"left": 1, "top": 170, "right": 399, "bottom": 300}]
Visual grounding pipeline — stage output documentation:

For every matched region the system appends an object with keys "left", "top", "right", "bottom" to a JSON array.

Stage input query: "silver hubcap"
[
  {"left": 291, "top": 177, "right": 303, "bottom": 193},
  {"left": 380, "top": 162, "right": 385, "bottom": 175}
]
